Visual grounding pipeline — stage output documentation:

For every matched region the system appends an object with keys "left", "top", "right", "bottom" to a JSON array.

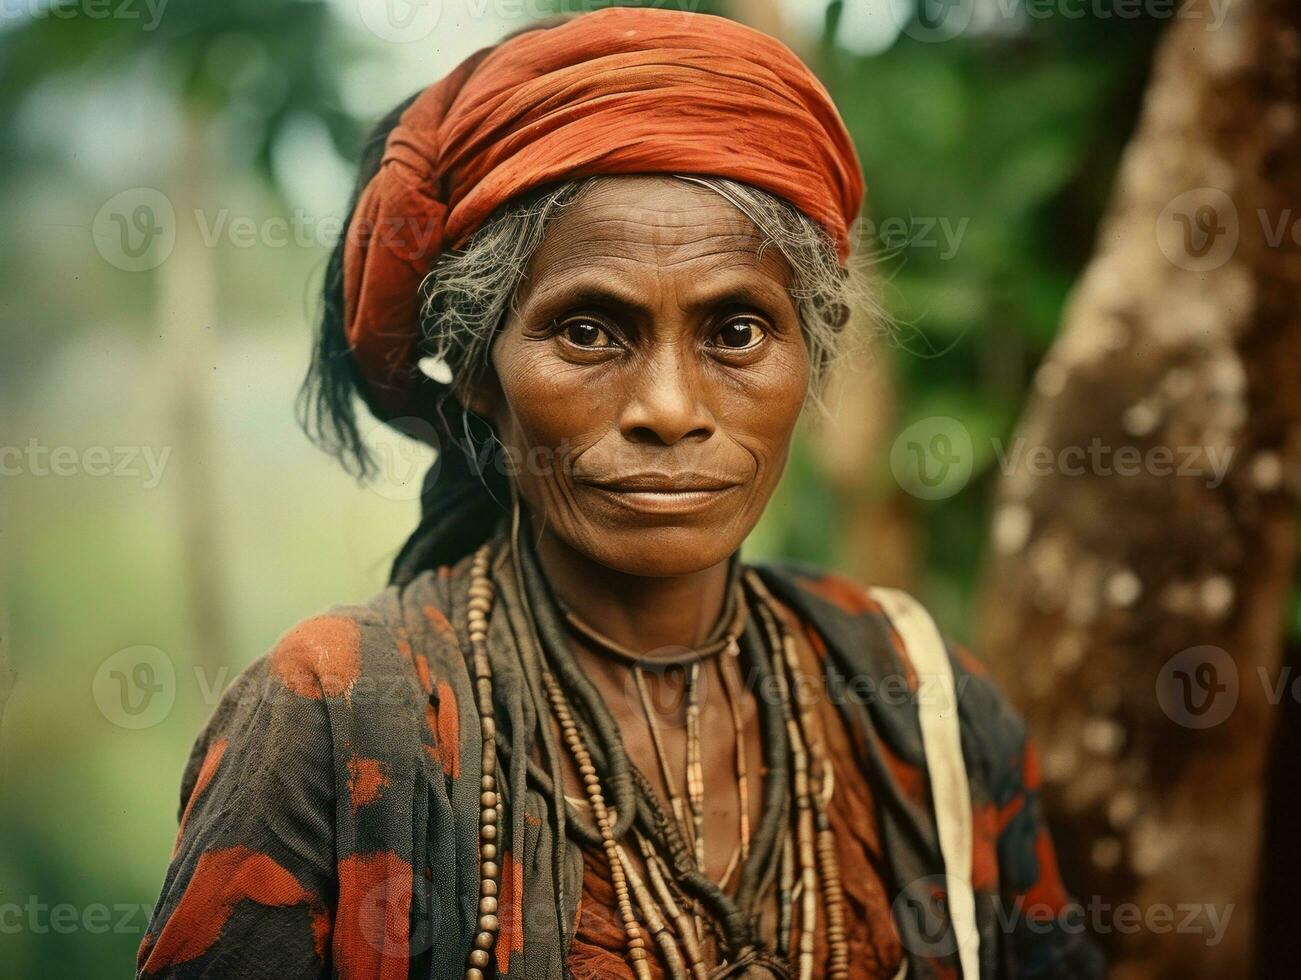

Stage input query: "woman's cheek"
[{"left": 496, "top": 359, "right": 615, "bottom": 482}]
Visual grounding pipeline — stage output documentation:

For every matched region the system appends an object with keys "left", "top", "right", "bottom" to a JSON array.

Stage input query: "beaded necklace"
[{"left": 460, "top": 532, "right": 850, "bottom": 980}]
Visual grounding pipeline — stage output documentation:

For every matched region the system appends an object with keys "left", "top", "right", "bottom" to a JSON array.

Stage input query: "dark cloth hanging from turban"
[{"left": 342, "top": 6, "right": 865, "bottom": 421}]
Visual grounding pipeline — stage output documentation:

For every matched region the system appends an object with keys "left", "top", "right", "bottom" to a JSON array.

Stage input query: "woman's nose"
[{"left": 618, "top": 345, "right": 716, "bottom": 447}]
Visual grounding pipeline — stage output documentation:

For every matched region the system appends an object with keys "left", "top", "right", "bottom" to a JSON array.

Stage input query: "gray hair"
[{"left": 417, "top": 175, "right": 875, "bottom": 417}]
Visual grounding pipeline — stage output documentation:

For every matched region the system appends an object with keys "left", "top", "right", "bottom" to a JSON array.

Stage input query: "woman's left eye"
[{"left": 710, "top": 317, "right": 767, "bottom": 351}]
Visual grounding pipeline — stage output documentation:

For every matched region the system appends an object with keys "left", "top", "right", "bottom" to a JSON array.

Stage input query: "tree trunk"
[
  {"left": 161, "top": 112, "right": 231, "bottom": 678},
  {"left": 977, "top": 1, "right": 1301, "bottom": 977}
]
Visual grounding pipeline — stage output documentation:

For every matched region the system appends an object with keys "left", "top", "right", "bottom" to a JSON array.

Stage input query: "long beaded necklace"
[
  {"left": 459, "top": 537, "right": 851, "bottom": 980},
  {"left": 556, "top": 573, "right": 749, "bottom": 891},
  {"left": 464, "top": 545, "right": 503, "bottom": 980}
]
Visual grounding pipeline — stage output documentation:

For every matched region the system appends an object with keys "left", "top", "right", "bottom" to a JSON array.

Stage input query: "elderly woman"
[{"left": 137, "top": 8, "right": 1102, "bottom": 980}]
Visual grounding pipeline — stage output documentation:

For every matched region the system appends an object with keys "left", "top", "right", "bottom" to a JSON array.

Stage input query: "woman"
[{"left": 137, "top": 8, "right": 1103, "bottom": 979}]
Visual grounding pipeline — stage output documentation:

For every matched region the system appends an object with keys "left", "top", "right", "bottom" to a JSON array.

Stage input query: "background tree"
[
  {"left": 3, "top": 1, "right": 1296, "bottom": 976},
  {"left": 977, "top": 0, "right": 1301, "bottom": 975}
]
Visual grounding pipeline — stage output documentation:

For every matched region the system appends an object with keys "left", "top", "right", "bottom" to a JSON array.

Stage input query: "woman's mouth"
[{"left": 579, "top": 473, "right": 742, "bottom": 515}]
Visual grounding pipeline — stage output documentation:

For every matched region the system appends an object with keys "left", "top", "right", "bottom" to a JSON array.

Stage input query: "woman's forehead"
[{"left": 523, "top": 176, "right": 793, "bottom": 290}]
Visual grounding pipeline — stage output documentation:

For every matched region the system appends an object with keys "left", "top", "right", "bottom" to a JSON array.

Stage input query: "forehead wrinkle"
[
  {"left": 519, "top": 183, "right": 794, "bottom": 313},
  {"left": 543, "top": 213, "right": 766, "bottom": 255},
  {"left": 533, "top": 227, "right": 776, "bottom": 278}
]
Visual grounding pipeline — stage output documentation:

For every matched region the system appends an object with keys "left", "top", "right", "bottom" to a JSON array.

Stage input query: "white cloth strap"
[{"left": 869, "top": 587, "right": 979, "bottom": 980}]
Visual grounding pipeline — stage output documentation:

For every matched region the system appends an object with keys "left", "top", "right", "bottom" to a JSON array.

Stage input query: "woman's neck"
[{"left": 531, "top": 525, "right": 734, "bottom": 658}]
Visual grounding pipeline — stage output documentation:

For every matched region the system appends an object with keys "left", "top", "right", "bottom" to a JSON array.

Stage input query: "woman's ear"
[{"left": 459, "top": 368, "right": 504, "bottom": 428}]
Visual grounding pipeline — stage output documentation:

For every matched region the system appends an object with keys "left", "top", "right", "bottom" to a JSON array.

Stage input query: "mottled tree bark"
[
  {"left": 162, "top": 114, "right": 231, "bottom": 676},
  {"left": 977, "top": 1, "right": 1301, "bottom": 977}
]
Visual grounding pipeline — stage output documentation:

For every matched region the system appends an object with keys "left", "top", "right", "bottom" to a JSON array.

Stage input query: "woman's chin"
[{"left": 582, "top": 527, "right": 745, "bottom": 579}]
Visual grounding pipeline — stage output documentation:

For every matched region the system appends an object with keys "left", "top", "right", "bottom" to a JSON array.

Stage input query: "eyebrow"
[
  {"left": 524, "top": 280, "right": 651, "bottom": 321},
  {"left": 520, "top": 272, "right": 793, "bottom": 324}
]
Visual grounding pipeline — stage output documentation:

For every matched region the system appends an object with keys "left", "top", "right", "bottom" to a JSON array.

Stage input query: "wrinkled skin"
[
  {"left": 469, "top": 175, "right": 810, "bottom": 653},
  {"left": 468, "top": 176, "right": 811, "bottom": 890}
]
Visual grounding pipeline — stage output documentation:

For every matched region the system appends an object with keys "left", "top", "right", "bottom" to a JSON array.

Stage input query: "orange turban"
[{"left": 343, "top": 6, "right": 864, "bottom": 420}]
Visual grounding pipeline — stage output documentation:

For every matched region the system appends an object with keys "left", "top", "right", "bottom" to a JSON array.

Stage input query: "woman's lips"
[{"left": 579, "top": 475, "right": 742, "bottom": 515}]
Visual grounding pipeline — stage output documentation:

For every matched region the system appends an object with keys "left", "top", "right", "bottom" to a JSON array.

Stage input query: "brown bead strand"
[
  {"left": 712, "top": 642, "right": 750, "bottom": 895},
  {"left": 684, "top": 661, "right": 706, "bottom": 875},
  {"left": 776, "top": 829, "right": 796, "bottom": 957},
  {"left": 540, "top": 666, "right": 653, "bottom": 980},
  {"left": 751, "top": 591, "right": 817, "bottom": 980},
  {"left": 465, "top": 544, "right": 503, "bottom": 980},
  {"left": 790, "top": 687, "right": 818, "bottom": 980},
  {"left": 751, "top": 572, "right": 851, "bottom": 980},
  {"left": 814, "top": 788, "right": 850, "bottom": 978},
  {"left": 744, "top": 580, "right": 791, "bottom": 957},
  {"left": 773, "top": 612, "right": 850, "bottom": 980},
  {"left": 637, "top": 833, "right": 711, "bottom": 980},
  {"left": 617, "top": 843, "right": 690, "bottom": 980}
]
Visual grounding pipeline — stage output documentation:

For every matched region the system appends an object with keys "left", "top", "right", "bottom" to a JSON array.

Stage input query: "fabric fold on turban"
[{"left": 343, "top": 6, "right": 865, "bottom": 420}]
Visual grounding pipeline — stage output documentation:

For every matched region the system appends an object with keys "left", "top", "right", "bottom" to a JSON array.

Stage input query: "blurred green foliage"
[{"left": 0, "top": 1, "right": 1170, "bottom": 975}]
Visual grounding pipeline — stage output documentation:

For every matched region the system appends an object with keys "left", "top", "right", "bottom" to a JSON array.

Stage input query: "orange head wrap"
[{"left": 343, "top": 6, "right": 864, "bottom": 420}]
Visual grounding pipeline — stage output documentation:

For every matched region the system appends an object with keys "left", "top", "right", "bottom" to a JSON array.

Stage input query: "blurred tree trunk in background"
[
  {"left": 161, "top": 114, "right": 230, "bottom": 676},
  {"left": 808, "top": 341, "right": 918, "bottom": 590},
  {"left": 978, "top": 0, "right": 1301, "bottom": 976}
]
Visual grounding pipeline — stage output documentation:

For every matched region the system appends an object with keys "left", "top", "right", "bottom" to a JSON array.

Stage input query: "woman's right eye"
[{"left": 559, "top": 318, "right": 616, "bottom": 349}]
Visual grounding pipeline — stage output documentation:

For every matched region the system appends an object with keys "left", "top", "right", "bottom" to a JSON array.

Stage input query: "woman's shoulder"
[
  {"left": 233, "top": 566, "right": 469, "bottom": 706},
  {"left": 176, "top": 571, "right": 472, "bottom": 822},
  {"left": 752, "top": 557, "right": 990, "bottom": 669},
  {"left": 749, "top": 558, "right": 1030, "bottom": 758},
  {"left": 194, "top": 571, "right": 468, "bottom": 775}
]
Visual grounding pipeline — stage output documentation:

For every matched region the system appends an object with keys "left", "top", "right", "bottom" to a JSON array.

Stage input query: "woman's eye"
[
  {"left": 712, "top": 318, "right": 767, "bottom": 351},
  {"left": 560, "top": 318, "right": 615, "bottom": 349}
]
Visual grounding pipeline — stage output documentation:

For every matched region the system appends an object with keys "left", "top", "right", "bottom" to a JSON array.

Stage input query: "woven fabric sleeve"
[
  {"left": 135, "top": 651, "right": 337, "bottom": 979},
  {"left": 136, "top": 592, "right": 445, "bottom": 980}
]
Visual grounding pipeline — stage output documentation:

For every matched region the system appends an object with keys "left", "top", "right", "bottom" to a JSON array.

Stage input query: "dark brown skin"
[{"left": 468, "top": 176, "right": 811, "bottom": 886}]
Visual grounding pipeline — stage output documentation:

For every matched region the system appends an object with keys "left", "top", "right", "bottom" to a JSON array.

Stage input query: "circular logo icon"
[
  {"left": 1155, "top": 187, "right": 1239, "bottom": 272},
  {"left": 891, "top": 874, "right": 978, "bottom": 959},
  {"left": 358, "top": 871, "right": 438, "bottom": 957},
  {"left": 93, "top": 645, "right": 176, "bottom": 729},
  {"left": 618, "top": 652, "right": 709, "bottom": 732},
  {"left": 890, "top": 416, "right": 973, "bottom": 501},
  {"left": 92, "top": 188, "right": 176, "bottom": 272},
  {"left": 363, "top": 416, "right": 442, "bottom": 502},
  {"left": 357, "top": 0, "right": 442, "bottom": 43},
  {"left": 888, "top": 0, "right": 976, "bottom": 44},
  {"left": 1156, "top": 645, "right": 1238, "bottom": 729}
]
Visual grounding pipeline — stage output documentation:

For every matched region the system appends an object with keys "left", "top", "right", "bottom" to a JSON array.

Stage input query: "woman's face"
[{"left": 472, "top": 176, "right": 810, "bottom": 577}]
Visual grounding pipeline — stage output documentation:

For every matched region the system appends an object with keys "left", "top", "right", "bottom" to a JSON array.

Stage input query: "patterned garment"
[{"left": 137, "top": 537, "right": 1104, "bottom": 979}]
